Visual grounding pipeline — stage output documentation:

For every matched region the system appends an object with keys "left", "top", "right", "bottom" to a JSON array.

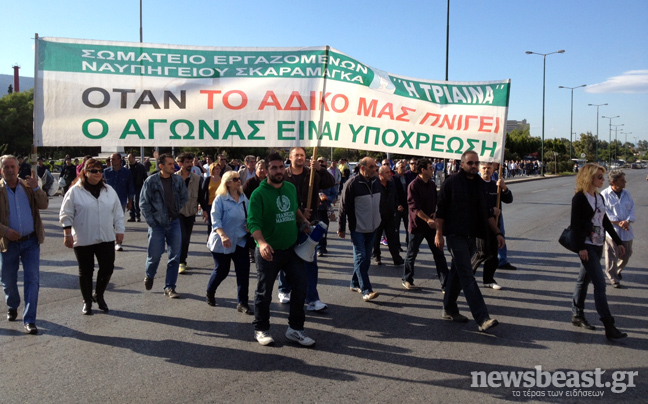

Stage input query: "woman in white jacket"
[{"left": 59, "top": 159, "right": 125, "bottom": 315}]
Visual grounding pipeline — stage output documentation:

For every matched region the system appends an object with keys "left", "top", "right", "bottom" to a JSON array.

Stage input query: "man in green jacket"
[{"left": 247, "top": 153, "right": 315, "bottom": 347}]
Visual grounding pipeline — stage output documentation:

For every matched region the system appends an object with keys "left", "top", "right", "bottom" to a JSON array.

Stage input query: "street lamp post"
[
  {"left": 588, "top": 103, "right": 607, "bottom": 162},
  {"left": 620, "top": 132, "right": 632, "bottom": 160},
  {"left": 611, "top": 124, "right": 624, "bottom": 161},
  {"left": 526, "top": 50, "right": 565, "bottom": 176},
  {"left": 602, "top": 115, "right": 620, "bottom": 166},
  {"left": 558, "top": 84, "right": 586, "bottom": 161}
]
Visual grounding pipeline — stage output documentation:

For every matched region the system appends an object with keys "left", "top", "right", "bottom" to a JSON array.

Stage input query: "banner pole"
[
  {"left": 306, "top": 45, "right": 330, "bottom": 214},
  {"left": 496, "top": 79, "right": 512, "bottom": 215},
  {"left": 32, "top": 33, "right": 39, "bottom": 162}
]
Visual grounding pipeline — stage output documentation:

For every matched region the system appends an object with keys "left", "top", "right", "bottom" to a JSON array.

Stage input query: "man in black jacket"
[
  {"left": 371, "top": 165, "right": 404, "bottom": 266},
  {"left": 127, "top": 154, "right": 148, "bottom": 222},
  {"left": 277, "top": 147, "right": 335, "bottom": 312},
  {"left": 435, "top": 151, "right": 503, "bottom": 332},
  {"left": 471, "top": 161, "right": 513, "bottom": 290}
]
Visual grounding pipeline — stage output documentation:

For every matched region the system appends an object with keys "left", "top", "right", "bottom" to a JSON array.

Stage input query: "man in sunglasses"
[{"left": 435, "top": 150, "right": 503, "bottom": 332}]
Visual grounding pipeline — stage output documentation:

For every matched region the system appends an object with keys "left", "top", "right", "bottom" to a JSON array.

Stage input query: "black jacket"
[
  {"left": 570, "top": 191, "right": 622, "bottom": 251},
  {"left": 436, "top": 169, "right": 492, "bottom": 238}
]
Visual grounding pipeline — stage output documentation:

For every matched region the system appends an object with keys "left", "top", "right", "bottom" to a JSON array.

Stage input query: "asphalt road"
[{"left": 1, "top": 170, "right": 647, "bottom": 403}]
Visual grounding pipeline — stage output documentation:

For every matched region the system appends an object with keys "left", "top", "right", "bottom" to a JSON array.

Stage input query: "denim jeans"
[
  {"left": 278, "top": 254, "right": 320, "bottom": 303},
  {"left": 207, "top": 245, "right": 250, "bottom": 305},
  {"left": 443, "top": 235, "right": 490, "bottom": 324},
  {"left": 350, "top": 231, "right": 376, "bottom": 295},
  {"left": 403, "top": 228, "right": 449, "bottom": 290},
  {"left": 253, "top": 248, "right": 306, "bottom": 331},
  {"left": 178, "top": 214, "right": 196, "bottom": 265},
  {"left": 145, "top": 219, "right": 181, "bottom": 290},
  {"left": 497, "top": 215, "right": 509, "bottom": 266},
  {"left": 130, "top": 190, "right": 142, "bottom": 220},
  {"left": 394, "top": 210, "right": 410, "bottom": 247},
  {"left": 572, "top": 244, "right": 612, "bottom": 319},
  {"left": 1, "top": 237, "right": 40, "bottom": 324}
]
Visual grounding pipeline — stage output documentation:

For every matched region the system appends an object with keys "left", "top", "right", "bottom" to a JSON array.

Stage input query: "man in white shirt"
[{"left": 601, "top": 170, "right": 635, "bottom": 288}]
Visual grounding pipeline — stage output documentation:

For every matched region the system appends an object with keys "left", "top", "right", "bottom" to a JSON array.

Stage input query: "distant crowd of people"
[{"left": 0, "top": 150, "right": 634, "bottom": 344}]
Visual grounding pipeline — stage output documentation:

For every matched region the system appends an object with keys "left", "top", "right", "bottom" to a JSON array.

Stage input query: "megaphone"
[{"left": 294, "top": 221, "right": 328, "bottom": 262}]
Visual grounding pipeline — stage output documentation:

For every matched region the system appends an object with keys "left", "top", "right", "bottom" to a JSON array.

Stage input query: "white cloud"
[{"left": 586, "top": 70, "right": 648, "bottom": 94}]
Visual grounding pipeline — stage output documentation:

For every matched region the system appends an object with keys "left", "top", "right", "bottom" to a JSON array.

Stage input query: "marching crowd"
[{"left": 0, "top": 149, "right": 634, "bottom": 343}]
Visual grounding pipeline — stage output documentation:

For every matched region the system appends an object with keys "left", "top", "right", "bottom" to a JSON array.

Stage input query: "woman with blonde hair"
[
  {"left": 570, "top": 163, "right": 627, "bottom": 339},
  {"left": 205, "top": 171, "right": 252, "bottom": 314}
]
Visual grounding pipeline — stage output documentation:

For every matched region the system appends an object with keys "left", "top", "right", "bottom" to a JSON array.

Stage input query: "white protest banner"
[{"left": 34, "top": 37, "right": 510, "bottom": 160}]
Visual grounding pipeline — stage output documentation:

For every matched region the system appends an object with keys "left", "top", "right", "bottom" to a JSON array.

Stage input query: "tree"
[
  {"left": 504, "top": 127, "right": 541, "bottom": 159},
  {"left": 0, "top": 88, "right": 34, "bottom": 156}
]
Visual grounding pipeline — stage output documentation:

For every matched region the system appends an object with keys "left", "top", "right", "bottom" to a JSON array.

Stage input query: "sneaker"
[
  {"left": 317, "top": 251, "right": 324, "bottom": 257},
  {"left": 7, "top": 309, "right": 17, "bottom": 321},
  {"left": 24, "top": 323, "right": 38, "bottom": 335},
  {"left": 144, "top": 277, "right": 154, "bottom": 290},
  {"left": 278, "top": 292, "right": 290, "bottom": 304},
  {"left": 362, "top": 291, "right": 379, "bottom": 302},
  {"left": 497, "top": 263, "right": 517, "bottom": 270},
  {"left": 442, "top": 310, "right": 469, "bottom": 323},
  {"left": 350, "top": 286, "right": 362, "bottom": 294},
  {"left": 483, "top": 282, "right": 502, "bottom": 290},
  {"left": 206, "top": 294, "right": 216, "bottom": 306},
  {"left": 285, "top": 327, "right": 316, "bottom": 347},
  {"left": 380, "top": 237, "right": 388, "bottom": 246},
  {"left": 478, "top": 318, "right": 499, "bottom": 332},
  {"left": 402, "top": 281, "right": 419, "bottom": 290},
  {"left": 612, "top": 283, "right": 622, "bottom": 288},
  {"left": 164, "top": 288, "right": 180, "bottom": 299},
  {"left": 178, "top": 263, "right": 187, "bottom": 274},
  {"left": 255, "top": 330, "right": 275, "bottom": 346},
  {"left": 306, "top": 300, "right": 328, "bottom": 312},
  {"left": 114, "top": 243, "right": 123, "bottom": 251}
]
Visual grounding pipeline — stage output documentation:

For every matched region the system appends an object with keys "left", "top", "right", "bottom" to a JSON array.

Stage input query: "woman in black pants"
[
  {"left": 59, "top": 159, "right": 125, "bottom": 315},
  {"left": 570, "top": 163, "right": 627, "bottom": 339}
]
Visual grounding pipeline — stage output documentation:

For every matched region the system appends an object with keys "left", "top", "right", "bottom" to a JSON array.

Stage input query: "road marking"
[{"left": 531, "top": 188, "right": 548, "bottom": 193}]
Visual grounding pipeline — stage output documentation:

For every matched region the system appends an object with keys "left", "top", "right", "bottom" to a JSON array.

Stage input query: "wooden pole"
[{"left": 305, "top": 46, "right": 330, "bottom": 213}]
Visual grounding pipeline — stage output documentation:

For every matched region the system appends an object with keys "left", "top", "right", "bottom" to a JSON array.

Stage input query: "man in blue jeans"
[
  {"left": 140, "top": 154, "right": 188, "bottom": 299},
  {"left": 0, "top": 155, "right": 48, "bottom": 335},
  {"left": 435, "top": 151, "right": 503, "bottom": 332},
  {"left": 248, "top": 153, "right": 315, "bottom": 347},
  {"left": 337, "top": 157, "right": 382, "bottom": 302}
]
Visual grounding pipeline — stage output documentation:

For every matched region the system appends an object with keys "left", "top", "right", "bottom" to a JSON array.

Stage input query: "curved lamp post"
[
  {"left": 558, "top": 84, "right": 586, "bottom": 160},
  {"left": 588, "top": 103, "right": 607, "bottom": 162},
  {"left": 602, "top": 115, "right": 620, "bottom": 165},
  {"left": 526, "top": 50, "right": 565, "bottom": 175}
]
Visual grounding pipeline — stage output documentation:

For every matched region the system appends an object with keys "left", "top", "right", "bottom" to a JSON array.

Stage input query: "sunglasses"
[
  {"left": 229, "top": 177, "right": 241, "bottom": 182},
  {"left": 465, "top": 161, "right": 479, "bottom": 166},
  {"left": 87, "top": 169, "right": 104, "bottom": 174},
  {"left": 596, "top": 175, "right": 604, "bottom": 180}
]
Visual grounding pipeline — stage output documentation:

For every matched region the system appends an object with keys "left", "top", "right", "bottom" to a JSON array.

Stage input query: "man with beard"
[{"left": 248, "top": 153, "right": 314, "bottom": 346}]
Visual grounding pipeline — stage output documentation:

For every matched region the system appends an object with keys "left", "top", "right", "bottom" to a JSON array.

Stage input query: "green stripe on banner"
[{"left": 39, "top": 41, "right": 375, "bottom": 85}]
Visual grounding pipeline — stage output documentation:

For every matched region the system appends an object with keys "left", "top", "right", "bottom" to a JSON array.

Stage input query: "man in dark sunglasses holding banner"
[{"left": 434, "top": 150, "right": 504, "bottom": 333}]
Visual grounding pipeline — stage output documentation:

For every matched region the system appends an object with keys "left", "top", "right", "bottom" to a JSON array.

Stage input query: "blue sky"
[{"left": 2, "top": 0, "right": 647, "bottom": 145}]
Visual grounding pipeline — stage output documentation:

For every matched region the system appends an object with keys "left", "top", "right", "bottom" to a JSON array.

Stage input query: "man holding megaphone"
[{"left": 247, "top": 153, "right": 316, "bottom": 347}]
